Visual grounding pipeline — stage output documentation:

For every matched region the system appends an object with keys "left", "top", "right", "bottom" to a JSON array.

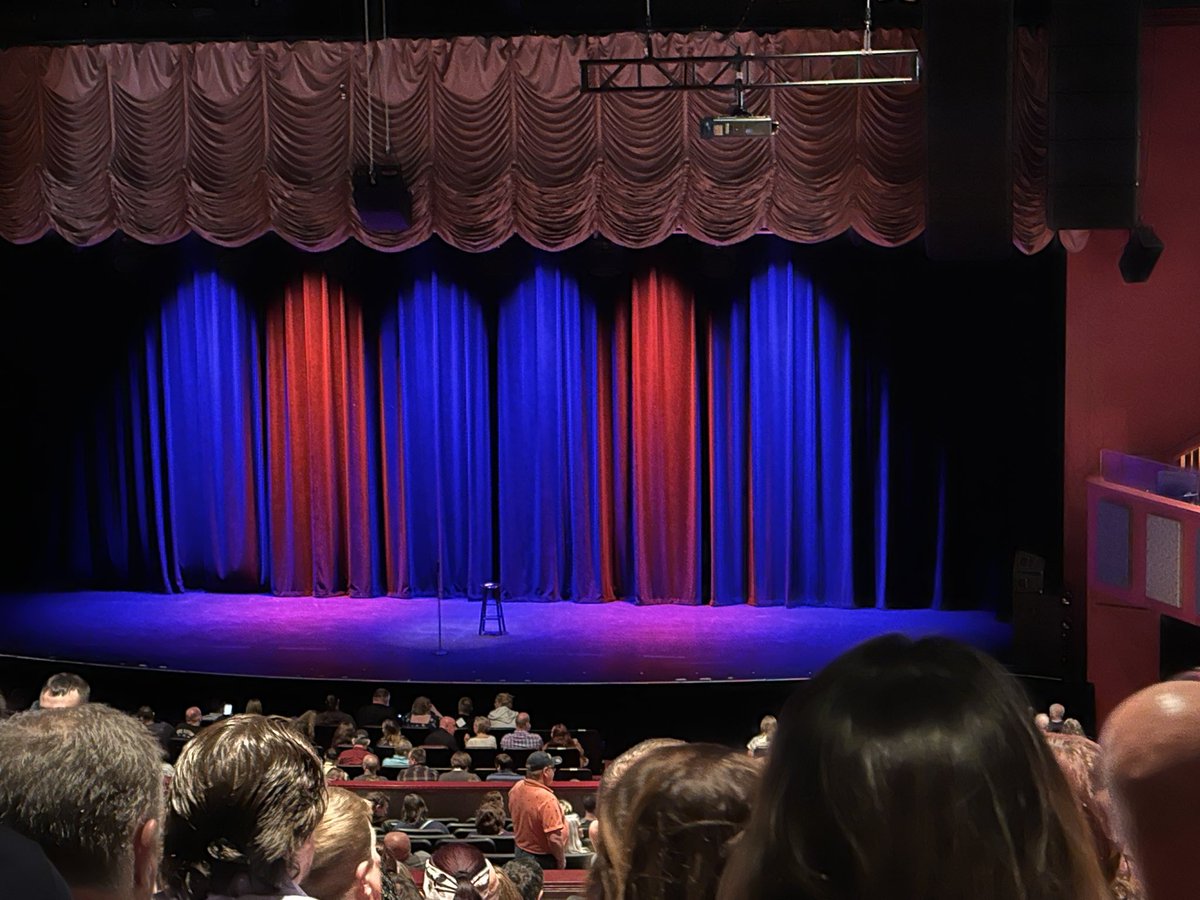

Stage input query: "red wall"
[{"left": 1065, "top": 22, "right": 1200, "bottom": 714}]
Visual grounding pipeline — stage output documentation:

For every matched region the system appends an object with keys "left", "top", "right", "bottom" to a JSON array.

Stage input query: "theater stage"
[{"left": 0, "top": 592, "right": 1011, "bottom": 684}]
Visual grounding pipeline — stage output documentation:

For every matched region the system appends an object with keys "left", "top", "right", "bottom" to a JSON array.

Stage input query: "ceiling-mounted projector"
[{"left": 699, "top": 114, "right": 779, "bottom": 139}]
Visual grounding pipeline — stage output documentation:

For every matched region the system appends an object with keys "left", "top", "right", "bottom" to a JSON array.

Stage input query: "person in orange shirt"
[{"left": 508, "top": 751, "right": 565, "bottom": 869}]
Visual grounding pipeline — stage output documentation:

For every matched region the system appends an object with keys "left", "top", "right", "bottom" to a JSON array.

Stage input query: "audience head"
[
  {"left": 301, "top": 787, "right": 382, "bottom": 900},
  {"left": 474, "top": 808, "right": 505, "bottom": 836},
  {"left": 395, "top": 736, "right": 413, "bottom": 753},
  {"left": 411, "top": 696, "right": 432, "bottom": 716},
  {"left": 383, "top": 830, "right": 412, "bottom": 862},
  {"left": 582, "top": 794, "right": 596, "bottom": 817},
  {"left": 494, "top": 752, "right": 514, "bottom": 772},
  {"left": 514, "top": 712, "right": 531, "bottom": 730},
  {"left": 547, "top": 723, "right": 571, "bottom": 743},
  {"left": 39, "top": 671, "right": 90, "bottom": 709},
  {"left": 137, "top": 705, "right": 156, "bottom": 723},
  {"left": 365, "top": 792, "right": 390, "bottom": 826},
  {"left": 525, "top": 751, "right": 559, "bottom": 785},
  {"left": 362, "top": 753, "right": 381, "bottom": 775},
  {"left": 1048, "top": 702, "right": 1066, "bottom": 723},
  {"left": 502, "top": 858, "right": 544, "bottom": 900},
  {"left": 439, "top": 716, "right": 458, "bottom": 732},
  {"left": 408, "top": 747, "right": 427, "bottom": 766},
  {"left": 293, "top": 709, "right": 318, "bottom": 742},
  {"left": 1102, "top": 679, "right": 1200, "bottom": 900},
  {"left": 326, "top": 694, "right": 343, "bottom": 711},
  {"left": 333, "top": 722, "right": 357, "bottom": 746},
  {"left": 162, "top": 714, "right": 327, "bottom": 898},
  {"left": 401, "top": 794, "right": 429, "bottom": 825},
  {"left": 382, "top": 718, "right": 401, "bottom": 738},
  {"left": 423, "top": 842, "right": 498, "bottom": 900},
  {"left": 451, "top": 751, "right": 472, "bottom": 770},
  {"left": 1061, "top": 717, "right": 1085, "bottom": 736},
  {"left": 591, "top": 742, "right": 757, "bottom": 900},
  {"left": 494, "top": 692, "right": 514, "bottom": 711},
  {"left": 718, "top": 634, "right": 1107, "bottom": 900},
  {"left": 758, "top": 714, "right": 777, "bottom": 735},
  {"left": 596, "top": 738, "right": 685, "bottom": 812},
  {"left": 245, "top": 698, "right": 263, "bottom": 715},
  {"left": 473, "top": 716, "right": 492, "bottom": 736},
  {"left": 373, "top": 688, "right": 391, "bottom": 706},
  {"left": 458, "top": 697, "right": 474, "bottom": 716},
  {"left": 1034, "top": 712, "right": 1050, "bottom": 731},
  {"left": 184, "top": 706, "right": 202, "bottom": 726},
  {"left": 353, "top": 731, "right": 371, "bottom": 748},
  {"left": 0, "top": 704, "right": 164, "bottom": 900}
]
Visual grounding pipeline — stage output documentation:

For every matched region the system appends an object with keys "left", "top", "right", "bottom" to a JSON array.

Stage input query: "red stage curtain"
[
  {"left": 0, "top": 30, "right": 1052, "bottom": 253},
  {"left": 266, "top": 274, "right": 376, "bottom": 596}
]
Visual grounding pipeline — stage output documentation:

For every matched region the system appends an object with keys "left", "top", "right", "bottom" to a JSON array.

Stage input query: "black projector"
[
  {"left": 699, "top": 115, "right": 778, "bottom": 139},
  {"left": 352, "top": 164, "right": 412, "bottom": 232}
]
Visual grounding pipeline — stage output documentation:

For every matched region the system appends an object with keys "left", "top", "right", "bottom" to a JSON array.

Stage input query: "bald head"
[
  {"left": 384, "top": 830, "right": 411, "bottom": 861},
  {"left": 438, "top": 716, "right": 457, "bottom": 731},
  {"left": 1048, "top": 703, "right": 1065, "bottom": 722},
  {"left": 1102, "top": 681, "right": 1200, "bottom": 900}
]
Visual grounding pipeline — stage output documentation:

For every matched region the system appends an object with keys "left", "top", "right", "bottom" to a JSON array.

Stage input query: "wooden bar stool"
[{"left": 479, "top": 581, "right": 507, "bottom": 636}]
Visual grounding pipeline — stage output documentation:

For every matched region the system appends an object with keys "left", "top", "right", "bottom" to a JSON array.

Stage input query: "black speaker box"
[
  {"left": 923, "top": 0, "right": 1013, "bottom": 260},
  {"left": 1119, "top": 225, "right": 1164, "bottom": 283},
  {"left": 1048, "top": 0, "right": 1141, "bottom": 229}
]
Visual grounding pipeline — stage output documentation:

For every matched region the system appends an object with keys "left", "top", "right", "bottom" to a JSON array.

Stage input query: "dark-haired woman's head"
[
  {"left": 423, "top": 842, "right": 498, "bottom": 900},
  {"left": 162, "top": 714, "right": 326, "bottom": 899},
  {"left": 717, "top": 635, "right": 1108, "bottom": 900},
  {"left": 401, "top": 793, "right": 428, "bottom": 824},
  {"left": 589, "top": 742, "right": 758, "bottom": 900}
]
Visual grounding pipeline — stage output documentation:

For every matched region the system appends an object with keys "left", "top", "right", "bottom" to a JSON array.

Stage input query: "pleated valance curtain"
[{"left": 0, "top": 28, "right": 1051, "bottom": 252}]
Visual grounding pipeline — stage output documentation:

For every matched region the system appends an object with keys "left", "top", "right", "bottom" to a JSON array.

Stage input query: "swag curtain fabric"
[
  {"left": 0, "top": 29, "right": 1052, "bottom": 252},
  {"left": 62, "top": 247, "right": 911, "bottom": 606}
]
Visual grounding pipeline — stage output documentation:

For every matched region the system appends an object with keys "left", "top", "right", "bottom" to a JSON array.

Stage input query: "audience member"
[
  {"left": 501, "top": 712, "right": 542, "bottom": 751},
  {"left": 354, "top": 753, "right": 389, "bottom": 782},
  {"left": 397, "top": 746, "right": 438, "bottom": 781},
  {"left": 382, "top": 737, "right": 413, "bottom": 770},
  {"left": 1062, "top": 717, "right": 1086, "bottom": 736},
  {"left": 139, "top": 704, "right": 175, "bottom": 752},
  {"left": 1103, "top": 679, "right": 1200, "bottom": 900},
  {"left": 317, "top": 694, "right": 356, "bottom": 729},
  {"left": 1043, "top": 732, "right": 1143, "bottom": 900},
  {"left": 440, "top": 750, "right": 482, "bottom": 781},
  {"left": 401, "top": 695, "right": 440, "bottom": 728},
  {"left": 0, "top": 824, "right": 73, "bottom": 900},
  {"left": 378, "top": 718, "right": 404, "bottom": 747},
  {"left": 595, "top": 738, "right": 685, "bottom": 812},
  {"left": 479, "top": 791, "right": 508, "bottom": 816},
  {"left": 1047, "top": 702, "right": 1067, "bottom": 733},
  {"left": 338, "top": 732, "right": 373, "bottom": 767},
  {"left": 717, "top": 635, "right": 1108, "bottom": 900},
  {"left": 487, "top": 753, "right": 523, "bottom": 782},
  {"left": 245, "top": 698, "right": 264, "bottom": 715},
  {"left": 332, "top": 720, "right": 358, "bottom": 749},
  {"left": 300, "top": 787, "right": 382, "bottom": 900},
  {"left": 746, "top": 714, "right": 776, "bottom": 756},
  {"left": 590, "top": 743, "right": 757, "bottom": 900},
  {"left": 489, "top": 692, "right": 518, "bottom": 727},
  {"left": 423, "top": 715, "right": 460, "bottom": 751},
  {"left": 509, "top": 751, "right": 566, "bottom": 870},
  {"left": 160, "top": 714, "right": 327, "bottom": 900},
  {"left": 0, "top": 704, "right": 164, "bottom": 900},
  {"left": 558, "top": 799, "right": 587, "bottom": 855},
  {"left": 421, "top": 842, "right": 505, "bottom": 900},
  {"left": 580, "top": 794, "right": 597, "bottom": 830},
  {"left": 357, "top": 688, "right": 398, "bottom": 728},
  {"left": 473, "top": 808, "right": 508, "bottom": 836},
  {"left": 503, "top": 858, "right": 545, "bottom": 900},
  {"left": 327, "top": 767, "right": 350, "bottom": 783},
  {"left": 38, "top": 671, "right": 90, "bottom": 709},
  {"left": 467, "top": 716, "right": 497, "bottom": 748},
  {"left": 400, "top": 794, "right": 450, "bottom": 833},
  {"left": 175, "top": 706, "right": 204, "bottom": 740},
  {"left": 364, "top": 791, "right": 391, "bottom": 828},
  {"left": 383, "top": 831, "right": 429, "bottom": 871},
  {"left": 292, "top": 709, "right": 319, "bottom": 745},
  {"left": 543, "top": 723, "right": 588, "bottom": 767},
  {"left": 1034, "top": 712, "right": 1051, "bottom": 731},
  {"left": 455, "top": 696, "right": 475, "bottom": 729}
]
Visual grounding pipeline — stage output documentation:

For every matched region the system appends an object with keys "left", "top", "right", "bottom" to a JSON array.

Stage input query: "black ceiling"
[{"left": 1, "top": 0, "right": 1062, "bottom": 48}]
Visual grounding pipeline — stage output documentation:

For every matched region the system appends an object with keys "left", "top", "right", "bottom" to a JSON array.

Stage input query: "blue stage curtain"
[
  {"left": 67, "top": 267, "right": 266, "bottom": 592},
  {"left": 379, "top": 267, "right": 492, "bottom": 598}
]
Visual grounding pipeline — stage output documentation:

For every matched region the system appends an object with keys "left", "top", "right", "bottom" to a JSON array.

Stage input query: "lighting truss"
[{"left": 580, "top": 47, "right": 920, "bottom": 94}]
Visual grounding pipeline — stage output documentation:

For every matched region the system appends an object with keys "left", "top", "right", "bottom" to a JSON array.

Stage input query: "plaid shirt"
[
  {"left": 398, "top": 765, "right": 439, "bottom": 782},
  {"left": 500, "top": 729, "right": 543, "bottom": 751}
]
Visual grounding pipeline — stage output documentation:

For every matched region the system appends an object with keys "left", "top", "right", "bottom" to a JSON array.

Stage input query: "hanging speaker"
[
  {"left": 352, "top": 163, "right": 412, "bottom": 232},
  {"left": 1118, "top": 226, "right": 1164, "bottom": 283}
]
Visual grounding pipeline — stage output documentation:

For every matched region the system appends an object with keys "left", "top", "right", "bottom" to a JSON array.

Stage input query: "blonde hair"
[
  {"left": 302, "top": 788, "right": 374, "bottom": 900},
  {"left": 759, "top": 715, "right": 777, "bottom": 735}
]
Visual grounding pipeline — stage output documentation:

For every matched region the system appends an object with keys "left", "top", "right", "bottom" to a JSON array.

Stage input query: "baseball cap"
[{"left": 526, "top": 751, "right": 562, "bottom": 772}]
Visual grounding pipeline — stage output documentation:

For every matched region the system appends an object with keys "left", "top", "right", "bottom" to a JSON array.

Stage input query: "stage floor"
[{"left": 0, "top": 592, "right": 1011, "bottom": 684}]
